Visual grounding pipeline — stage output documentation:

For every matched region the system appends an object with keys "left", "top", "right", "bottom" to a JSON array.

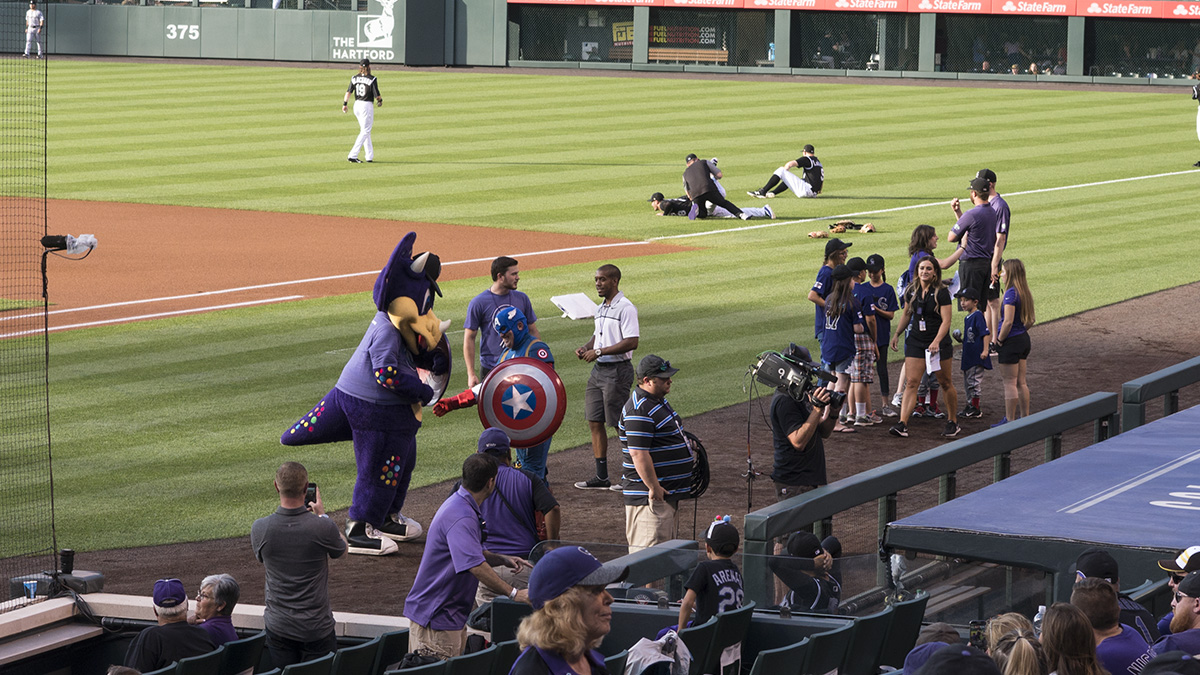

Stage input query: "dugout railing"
[{"left": 1121, "top": 354, "right": 1200, "bottom": 432}]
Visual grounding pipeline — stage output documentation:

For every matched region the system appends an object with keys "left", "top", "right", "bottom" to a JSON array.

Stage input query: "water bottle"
[
  {"left": 768, "top": 42, "right": 775, "bottom": 62},
  {"left": 1033, "top": 605, "right": 1046, "bottom": 637}
]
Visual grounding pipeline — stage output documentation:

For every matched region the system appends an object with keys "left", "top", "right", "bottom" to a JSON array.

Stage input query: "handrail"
[{"left": 1121, "top": 354, "right": 1200, "bottom": 432}]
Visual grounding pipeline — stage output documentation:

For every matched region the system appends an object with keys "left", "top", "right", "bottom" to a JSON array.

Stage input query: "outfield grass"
[{"left": 36, "top": 61, "right": 1200, "bottom": 552}]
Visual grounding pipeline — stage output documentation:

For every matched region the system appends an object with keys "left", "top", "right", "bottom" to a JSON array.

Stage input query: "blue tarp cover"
[{"left": 889, "top": 405, "right": 1200, "bottom": 551}]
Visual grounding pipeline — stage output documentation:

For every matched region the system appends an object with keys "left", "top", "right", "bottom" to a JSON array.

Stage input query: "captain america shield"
[{"left": 478, "top": 357, "right": 566, "bottom": 448}]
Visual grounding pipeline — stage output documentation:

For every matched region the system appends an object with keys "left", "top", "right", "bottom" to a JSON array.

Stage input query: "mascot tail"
[{"left": 281, "top": 388, "right": 354, "bottom": 446}]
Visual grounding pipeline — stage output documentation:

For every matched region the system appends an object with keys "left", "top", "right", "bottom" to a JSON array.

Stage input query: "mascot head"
[
  {"left": 492, "top": 305, "right": 530, "bottom": 349},
  {"left": 373, "top": 232, "right": 447, "bottom": 356}
]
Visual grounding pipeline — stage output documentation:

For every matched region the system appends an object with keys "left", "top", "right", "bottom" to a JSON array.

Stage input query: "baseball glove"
[
  {"left": 830, "top": 224, "right": 846, "bottom": 234},
  {"left": 808, "top": 231, "right": 828, "bottom": 239},
  {"left": 861, "top": 223, "right": 876, "bottom": 233}
]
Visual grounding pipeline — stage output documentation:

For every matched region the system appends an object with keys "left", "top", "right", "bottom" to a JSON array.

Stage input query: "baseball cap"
[
  {"left": 803, "top": 144, "right": 815, "bottom": 153},
  {"left": 904, "top": 642, "right": 948, "bottom": 675},
  {"left": 824, "top": 238, "right": 852, "bottom": 257},
  {"left": 637, "top": 354, "right": 679, "bottom": 380},
  {"left": 831, "top": 264, "right": 855, "bottom": 281},
  {"left": 685, "top": 153, "right": 698, "bottom": 162},
  {"left": 153, "top": 578, "right": 187, "bottom": 608},
  {"left": 916, "top": 644, "right": 1001, "bottom": 675},
  {"left": 1178, "top": 571, "right": 1200, "bottom": 598},
  {"left": 847, "top": 257, "right": 867, "bottom": 273},
  {"left": 969, "top": 177, "right": 991, "bottom": 195},
  {"left": 648, "top": 192, "right": 665, "bottom": 203},
  {"left": 705, "top": 517, "right": 740, "bottom": 554},
  {"left": 976, "top": 168, "right": 998, "bottom": 183},
  {"left": 786, "top": 531, "right": 824, "bottom": 559},
  {"left": 917, "top": 622, "right": 963, "bottom": 646},
  {"left": 1158, "top": 546, "right": 1200, "bottom": 574},
  {"left": 1076, "top": 547, "right": 1119, "bottom": 583},
  {"left": 955, "top": 287, "right": 980, "bottom": 301},
  {"left": 866, "top": 254, "right": 886, "bottom": 272},
  {"left": 527, "top": 546, "right": 629, "bottom": 609},
  {"left": 1141, "top": 651, "right": 1200, "bottom": 675},
  {"left": 477, "top": 428, "right": 511, "bottom": 456},
  {"left": 360, "top": 58, "right": 371, "bottom": 67}
]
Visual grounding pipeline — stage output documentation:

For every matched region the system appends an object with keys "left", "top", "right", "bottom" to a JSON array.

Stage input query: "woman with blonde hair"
[
  {"left": 987, "top": 612, "right": 1036, "bottom": 651},
  {"left": 511, "top": 546, "right": 629, "bottom": 675},
  {"left": 1040, "top": 603, "right": 1109, "bottom": 675},
  {"left": 990, "top": 628, "right": 1049, "bottom": 675},
  {"left": 992, "top": 258, "right": 1035, "bottom": 426}
]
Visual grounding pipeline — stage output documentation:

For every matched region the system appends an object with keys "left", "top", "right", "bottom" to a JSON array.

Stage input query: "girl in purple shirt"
[{"left": 994, "top": 259, "right": 1035, "bottom": 426}]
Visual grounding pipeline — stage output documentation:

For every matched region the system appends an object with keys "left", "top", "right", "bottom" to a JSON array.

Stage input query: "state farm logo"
[
  {"left": 1087, "top": 1, "right": 1152, "bottom": 11},
  {"left": 1002, "top": 0, "right": 1068, "bottom": 10},
  {"left": 918, "top": 0, "right": 933, "bottom": 6},
  {"left": 836, "top": 0, "right": 850, "bottom": 6},
  {"left": 1002, "top": 0, "right": 1016, "bottom": 7},
  {"left": 1173, "top": 3, "right": 1200, "bottom": 14}
]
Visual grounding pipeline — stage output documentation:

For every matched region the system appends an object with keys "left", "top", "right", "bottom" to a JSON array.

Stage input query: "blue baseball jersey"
[
  {"left": 811, "top": 265, "right": 833, "bottom": 338},
  {"left": 820, "top": 299, "right": 863, "bottom": 365},
  {"left": 960, "top": 310, "right": 993, "bottom": 370},
  {"left": 852, "top": 282, "right": 878, "bottom": 343},
  {"left": 861, "top": 281, "right": 897, "bottom": 346}
]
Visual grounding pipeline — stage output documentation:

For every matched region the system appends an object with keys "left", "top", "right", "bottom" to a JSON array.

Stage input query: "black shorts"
[
  {"left": 997, "top": 332, "right": 1031, "bottom": 364},
  {"left": 905, "top": 337, "right": 953, "bottom": 363},
  {"left": 959, "top": 258, "right": 991, "bottom": 309}
]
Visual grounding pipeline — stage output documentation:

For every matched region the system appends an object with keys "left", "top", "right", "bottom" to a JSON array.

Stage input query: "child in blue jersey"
[
  {"left": 847, "top": 258, "right": 878, "bottom": 427},
  {"left": 863, "top": 255, "right": 898, "bottom": 417},
  {"left": 954, "top": 287, "right": 991, "bottom": 419},
  {"left": 819, "top": 264, "right": 864, "bottom": 433}
]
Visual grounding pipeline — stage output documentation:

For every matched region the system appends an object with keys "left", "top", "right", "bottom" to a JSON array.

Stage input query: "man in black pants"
[{"left": 683, "top": 153, "right": 749, "bottom": 221}]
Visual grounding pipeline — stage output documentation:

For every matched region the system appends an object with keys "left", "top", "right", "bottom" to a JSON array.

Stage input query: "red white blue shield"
[{"left": 478, "top": 357, "right": 566, "bottom": 448}]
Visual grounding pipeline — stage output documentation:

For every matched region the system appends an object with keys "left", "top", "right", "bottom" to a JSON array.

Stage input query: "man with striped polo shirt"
[{"left": 620, "top": 355, "right": 692, "bottom": 550}]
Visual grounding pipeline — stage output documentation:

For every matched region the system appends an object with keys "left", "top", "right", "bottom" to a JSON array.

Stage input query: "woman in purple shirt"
[{"left": 994, "top": 259, "right": 1035, "bottom": 426}]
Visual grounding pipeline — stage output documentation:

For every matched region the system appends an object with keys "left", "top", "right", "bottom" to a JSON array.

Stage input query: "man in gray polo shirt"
[
  {"left": 251, "top": 462, "right": 349, "bottom": 669},
  {"left": 574, "top": 264, "right": 639, "bottom": 490}
]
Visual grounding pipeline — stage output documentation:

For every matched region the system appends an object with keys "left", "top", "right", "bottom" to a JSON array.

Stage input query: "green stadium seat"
[
  {"left": 696, "top": 601, "right": 756, "bottom": 675},
  {"left": 490, "top": 639, "right": 522, "bottom": 675},
  {"left": 280, "top": 651, "right": 334, "bottom": 675},
  {"left": 747, "top": 638, "right": 810, "bottom": 675},
  {"left": 332, "top": 636, "right": 381, "bottom": 675},
  {"left": 604, "top": 649, "right": 629, "bottom": 675},
  {"left": 177, "top": 646, "right": 225, "bottom": 675},
  {"left": 384, "top": 659, "right": 447, "bottom": 675},
  {"left": 372, "top": 629, "right": 410, "bottom": 675},
  {"left": 840, "top": 605, "right": 894, "bottom": 675},
  {"left": 219, "top": 631, "right": 266, "bottom": 675},
  {"left": 142, "top": 663, "right": 179, "bottom": 675},
  {"left": 445, "top": 644, "right": 498, "bottom": 675},
  {"left": 800, "top": 621, "right": 856, "bottom": 675},
  {"left": 877, "top": 591, "right": 930, "bottom": 670},
  {"left": 677, "top": 615, "right": 718, "bottom": 675}
]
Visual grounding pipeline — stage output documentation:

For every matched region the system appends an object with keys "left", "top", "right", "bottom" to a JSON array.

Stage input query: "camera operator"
[{"left": 769, "top": 345, "right": 839, "bottom": 502}]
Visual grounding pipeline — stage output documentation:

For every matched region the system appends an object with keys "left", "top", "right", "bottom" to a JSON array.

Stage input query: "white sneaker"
[
  {"left": 378, "top": 513, "right": 423, "bottom": 541},
  {"left": 891, "top": 392, "right": 903, "bottom": 408},
  {"left": 364, "top": 525, "right": 400, "bottom": 554},
  {"left": 740, "top": 213, "right": 751, "bottom": 220},
  {"left": 764, "top": 205, "right": 774, "bottom": 219}
]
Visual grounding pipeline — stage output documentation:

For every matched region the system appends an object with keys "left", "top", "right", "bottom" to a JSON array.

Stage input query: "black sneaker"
[
  {"left": 942, "top": 421, "right": 962, "bottom": 437},
  {"left": 376, "top": 514, "right": 423, "bottom": 542},
  {"left": 574, "top": 476, "right": 611, "bottom": 490},
  {"left": 961, "top": 405, "right": 982, "bottom": 418},
  {"left": 889, "top": 422, "right": 909, "bottom": 438},
  {"left": 348, "top": 157, "right": 362, "bottom": 163},
  {"left": 344, "top": 520, "right": 398, "bottom": 556}
]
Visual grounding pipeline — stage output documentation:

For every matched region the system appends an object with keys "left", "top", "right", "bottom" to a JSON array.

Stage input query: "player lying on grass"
[{"left": 648, "top": 192, "right": 774, "bottom": 219}]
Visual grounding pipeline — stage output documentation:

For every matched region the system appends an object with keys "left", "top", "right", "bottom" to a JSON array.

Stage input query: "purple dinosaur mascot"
[{"left": 281, "top": 232, "right": 450, "bottom": 555}]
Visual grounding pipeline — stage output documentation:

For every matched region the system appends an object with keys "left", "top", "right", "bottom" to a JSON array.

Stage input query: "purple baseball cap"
[
  {"left": 527, "top": 546, "right": 629, "bottom": 609},
  {"left": 477, "top": 428, "right": 511, "bottom": 455},
  {"left": 153, "top": 578, "right": 187, "bottom": 608}
]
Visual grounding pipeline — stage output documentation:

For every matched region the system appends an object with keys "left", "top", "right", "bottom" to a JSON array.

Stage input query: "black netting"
[
  {"left": 940, "top": 15, "right": 1068, "bottom": 74},
  {"left": 1086, "top": 18, "right": 1200, "bottom": 78},
  {"left": 648, "top": 9, "right": 774, "bottom": 68},
  {"left": 792, "top": 12, "right": 919, "bottom": 71},
  {"left": 0, "top": 0, "right": 56, "bottom": 614},
  {"left": 508, "top": 5, "right": 636, "bottom": 63}
]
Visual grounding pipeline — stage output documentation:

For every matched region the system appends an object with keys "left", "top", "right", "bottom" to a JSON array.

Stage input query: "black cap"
[
  {"left": 916, "top": 645, "right": 1001, "bottom": 675},
  {"left": 786, "top": 531, "right": 823, "bottom": 558},
  {"left": 803, "top": 144, "right": 815, "bottom": 153},
  {"left": 969, "top": 177, "right": 991, "bottom": 195},
  {"left": 1076, "top": 547, "right": 1119, "bottom": 583},
  {"left": 832, "top": 264, "right": 855, "bottom": 281},
  {"left": 648, "top": 192, "right": 665, "bottom": 203},
  {"left": 704, "top": 518, "right": 740, "bottom": 554},
  {"left": 824, "top": 238, "right": 852, "bottom": 257},
  {"left": 866, "top": 254, "right": 886, "bottom": 272},
  {"left": 976, "top": 168, "right": 997, "bottom": 183},
  {"left": 685, "top": 153, "right": 698, "bottom": 162},
  {"left": 360, "top": 58, "right": 371, "bottom": 67},
  {"left": 1158, "top": 546, "right": 1200, "bottom": 574},
  {"left": 954, "top": 287, "right": 980, "bottom": 301},
  {"left": 1179, "top": 571, "right": 1200, "bottom": 598},
  {"left": 847, "top": 257, "right": 867, "bottom": 273},
  {"left": 637, "top": 354, "right": 679, "bottom": 380},
  {"left": 1141, "top": 651, "right": 1200, "bottom": 675}
]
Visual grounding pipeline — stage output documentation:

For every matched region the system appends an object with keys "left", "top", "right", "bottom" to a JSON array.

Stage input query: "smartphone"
[
  {"left": 305, "top": 482, "right": 317, "bottom": 508},
  {"left": 968, "top": 620, "right": 987, "bottom": 650}
]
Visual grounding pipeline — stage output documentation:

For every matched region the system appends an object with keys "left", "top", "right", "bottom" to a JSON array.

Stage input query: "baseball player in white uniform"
[
  {"left": 1193, "top": 84, "right": 1199, "bottom": 168},
  {"left": 25, "top": 1, "right": 45, "bottom": 59},
  {"left": 748, "top": 144, "right": 825, "bottom": 198},
  {"left": 342, "top": 58, "right": 382, "bottom": 163}
]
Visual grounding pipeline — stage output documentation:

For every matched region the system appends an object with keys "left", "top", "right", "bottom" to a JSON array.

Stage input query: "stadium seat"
[
  {"left": 490, "top": 639, "right": 521, "bottom": 675},
  {"left": 490, "top": 598, "right": 534, "bottom": 643},
  {"left": 177, "top": 645, "right": 225, "bottom": 675},
  {"left": 280, "top": 651, "right": 334, "bottom": 675},
  {"left": 256, "top": 669, "right": 281, "bottom": 675},
  {"left": 142, "top": 664, "right": 179, "bottom": 675},
  {"left": 444, "top": 644, "right": 498, "bottom": 675},
  {"left": 332, "top": 636, "right": 381, "bottom": 675},
  {"left": 840, "top": 605, "right": 894, "bottom": 675},
  {"left": 384, "top": 660, "right": 447, "bottom": 675},
  {"left": 877, "top": 591, "right": 930, "bottom": 670},
  {"left": 801, "top": 621, "right": 856, "bottom": 675},
  {"left": 219, "top": 631, "right": 266, "bottom": 675},
  {"left": 696, "top": 601, "right": 756, "bottom": 675},
  {"left": 605, "top": 649, "right": 629, "bottom": 675},
  {"left": 747, "top": 637, "right": 810, "bottom": 675},
  {"left": 677, "top": 615, "right": 718, "bottom": 675},
  {"left": 372, "top": 629, "right": 410, "bottom": 675}
]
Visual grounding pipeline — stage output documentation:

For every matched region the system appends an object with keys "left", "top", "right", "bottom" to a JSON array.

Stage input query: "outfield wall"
[{"left": 26, "top": 0, "right": 1200, "bottom": 86}]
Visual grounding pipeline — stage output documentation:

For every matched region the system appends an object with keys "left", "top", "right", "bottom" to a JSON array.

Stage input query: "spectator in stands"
[
  {"left": 1154, "top": 571, "right": 1200, "bottom": 654},
  {"left": 676, "top": 517, "right": 743, "bottom": 631},
  {"left": 250, "top": 462, "right": 348, "bottom": 669},
  {"left": 903, "top": 623, "right": 962, "bottom": 673},
  {"left": 189, "top": 573, "right": 239, "bottom": 646},
  {"left": 769, "top": 532, "right": 841, "bottom": 614},
  {"left": 123, "top": 578, "right": 215, "bottom": 672},
  {"left": 404, "top": 454, "right": 531, "bottom": 659},
  {"left": 1156, "top": 546, "right": 1200, "bottom": 636},
  {"left": 1040, "top": 603, "right": 1107, "bottom": 675},
  {"left": 918, "top": 644, "right": 1002, "bottom": 675},
  {"left": 1141, "top": 651, "right": 1200, "bottom": 675},
  {"left": 987, "top": 628, "right": 1047, "bottom": 675},
  {"left": 1075, "top": 547, "right": 1159, "bottom": 642},
  {"left": 1071, "top": 578, "right": 1154, "bottom": 675},
  {"left": 472, "top": 428, "right": 560, "bottom": 607},
  {"left": 511, "top": 546, "right": 629, "bottom": 675},
  {"left": 986, "top": 612, "right": 1036, "bottom": 652}
]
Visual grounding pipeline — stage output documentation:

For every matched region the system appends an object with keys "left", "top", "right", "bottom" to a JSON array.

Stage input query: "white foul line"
[
  {"left": 1057, "top": 448, "right": 1200, "bottom": 514},
  {"left": 0, "top": 296, "right": 304, "bottom": 338}
]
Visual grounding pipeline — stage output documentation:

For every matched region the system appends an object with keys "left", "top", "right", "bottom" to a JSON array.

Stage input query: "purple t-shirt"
[
  {"left": 335, "top": 312, "right": 425, "bottom": 405},
  {"left": 198, "top": 615, "right": 237, "bottom": 646},
  {"left": 811, "top": 265, "right": 833, "bottom": 337},
  {"left": 991, "top": 194, "right": 1011, "bottom": 240},
  {"left": 465, "top": 290, "right": 537, "bottom": 370},
  {"left": 950, "top": 202, "right": 999, "bottom": 261},
  {"left": 1097, "top": 624, "right": 1155, "bottom": 675},
  {"left": 403, "top": 487, "right": 488, "bottom": 630},
  {"left": 481, "top": 465, "right": 558, "bottom": 557},
  {"left": 1155, "top": 627, "right": 1200, "bottom": 655},
  {"left": 1000, "top": 288, "right": 1027, "bottom": 338},
  {"left": 820, "top": 299, "right": 863, "bottom": 365}
]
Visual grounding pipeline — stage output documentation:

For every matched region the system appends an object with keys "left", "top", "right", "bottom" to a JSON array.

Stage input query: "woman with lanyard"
[
  {"left": 510, "top": 546, "right": 628, "bottom": 675},
  {"left": 991, "top": 258, "right": 1034, "bottom": 427},
  {"left": 889, "top": 255, "right": 960, "bottom": 439}
]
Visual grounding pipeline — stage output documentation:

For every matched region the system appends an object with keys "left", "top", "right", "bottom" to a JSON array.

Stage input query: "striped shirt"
[{"left": 619, "top": 388, "right": 691, "bottom": 505}]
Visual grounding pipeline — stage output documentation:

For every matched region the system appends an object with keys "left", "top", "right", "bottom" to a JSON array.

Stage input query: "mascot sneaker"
[
  {"left": 345, "top": 520, "right": 399, "bottom": 556},
  {"left": 377, "top": 513, "right": 423, "bottom": 541}
]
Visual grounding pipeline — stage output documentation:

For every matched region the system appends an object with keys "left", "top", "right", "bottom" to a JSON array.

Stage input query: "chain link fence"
[
  {"left": 792, "top": 12, "right": 919, "bottom": 71},
  {"left": 648, "top": 9, "right": 774, "bottom": 67},
  {"left": 940, "top": 15, "right": 1068, "bottom": 74},
  {"left": 508, "top": 5, "right": 636, "bottom": 63},
  {"left": 1087, "top": 18, "right": 1200, "bottom": 78}
]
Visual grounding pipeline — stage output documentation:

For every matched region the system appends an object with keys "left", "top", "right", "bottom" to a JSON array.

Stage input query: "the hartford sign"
[{"left": 510, "top": 0, "right": 1193, "bottom": 16}]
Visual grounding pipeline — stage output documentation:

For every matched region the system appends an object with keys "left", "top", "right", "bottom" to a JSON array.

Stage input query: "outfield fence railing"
[{"left": 1121, "top": 354, "right": 1200, "bottom": 432}]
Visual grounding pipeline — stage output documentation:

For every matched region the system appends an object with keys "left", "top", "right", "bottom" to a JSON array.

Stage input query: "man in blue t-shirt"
[
  {"left": 463, "top": 256, "right": 539, "bottom": 388},
  {"left": 1072, "top": 578, "right": 1155, "bottom": 675}
]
